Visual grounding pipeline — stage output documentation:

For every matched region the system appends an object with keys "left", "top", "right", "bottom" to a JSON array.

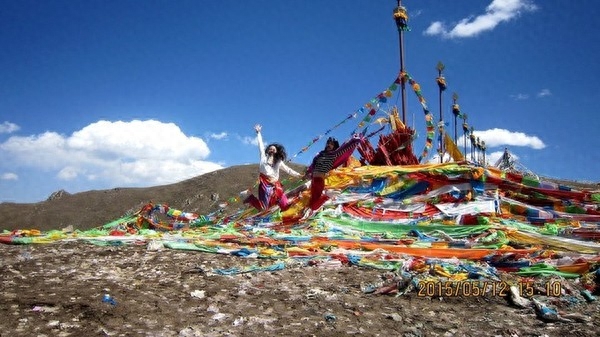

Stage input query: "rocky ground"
[{"left": 1, "top": 241, "right": 599, "bottom": 337}]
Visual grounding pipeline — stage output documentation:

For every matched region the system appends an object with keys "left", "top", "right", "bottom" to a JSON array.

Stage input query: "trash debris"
[
  {"left": 324, "top": 313, "right": 336, "bottom": 323},
  {"left": 102, "top": 294, "right": 117, "bottom": 306},
  {"left": 508, "top": 285, "right": 531, "bottom": 309},
  {"left": 147, "top": 240, "right": 164, "bottom": 251},
  {"left": 580, "top": 289, "right": 596, "bottom": 302},
  {"left": 384, "top": 312, "right": 403, "bottom": 322},
  {"left": 190, "top": 290, "right": 205, "bottom": 299},
  {"left": 531, "top": 298, "right": 570, "bottom": 323},
  {"left": 232, "top": 317, "right": 246, "bottom": 326}
]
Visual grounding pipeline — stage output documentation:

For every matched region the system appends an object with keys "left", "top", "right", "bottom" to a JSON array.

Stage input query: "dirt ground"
[{"left": 1, "top": 241, "right": 599, "bottom": 337}]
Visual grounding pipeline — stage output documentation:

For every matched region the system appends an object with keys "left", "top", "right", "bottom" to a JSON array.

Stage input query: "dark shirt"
[{"left": 307, "top": 135, "right": 363, "bottom": 175}]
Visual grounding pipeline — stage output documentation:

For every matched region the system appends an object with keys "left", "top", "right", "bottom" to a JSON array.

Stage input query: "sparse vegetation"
[{"left": 0, "top": 164, "right": 306, "bottom": 232}]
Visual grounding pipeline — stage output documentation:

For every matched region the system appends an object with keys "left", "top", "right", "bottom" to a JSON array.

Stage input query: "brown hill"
[
  {"left": 0, "top": 163, "right": 597, "bottom": 233},
  {"left": 0, "top": 164, "right": 306, "bottom": 232}
]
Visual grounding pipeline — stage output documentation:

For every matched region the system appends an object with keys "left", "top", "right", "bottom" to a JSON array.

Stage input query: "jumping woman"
[{"left": 242, "top": 124, "right": 302, "bottom": 211}]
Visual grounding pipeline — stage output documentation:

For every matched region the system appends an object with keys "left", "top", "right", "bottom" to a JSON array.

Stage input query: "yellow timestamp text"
[{"left": 416, "top": 280, "right": 563, "bottom": 298}]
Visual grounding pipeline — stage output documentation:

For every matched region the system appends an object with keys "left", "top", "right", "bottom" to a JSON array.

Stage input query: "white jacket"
[{"left": 257, "top": 131, "right": 301, "bottom": 181}]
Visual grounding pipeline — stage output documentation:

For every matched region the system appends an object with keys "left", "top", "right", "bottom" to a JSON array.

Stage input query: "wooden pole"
[
  {"left": 476, "top": 137, "right": 481, "bottom": 164},
  {"left": 462, "top": 114, "right": 468, "bottom": 160},
  {"left": 481, "top": 141, "right": 486, "bottom": 166},
  {"left": 469, "top": 126, "right": 475, "bottom": 162},
  {"left": 452, "top": 93, "right": 458, "bottom": 145},
  {"left": 395, "top": 0, "right": 407, "bottom": 124},
  {"left": 436, "top": 62, "right": 445, "bottom": 163}
]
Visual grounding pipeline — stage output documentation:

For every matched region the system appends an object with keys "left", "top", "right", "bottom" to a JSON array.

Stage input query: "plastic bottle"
[{"left": 102, "top": 294, "right": 117, "bottom": 305}]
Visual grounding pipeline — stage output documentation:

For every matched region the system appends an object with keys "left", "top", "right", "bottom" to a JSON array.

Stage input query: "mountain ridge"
[{"left": 0, "top": 164, "right": 305, "bottom": 232}]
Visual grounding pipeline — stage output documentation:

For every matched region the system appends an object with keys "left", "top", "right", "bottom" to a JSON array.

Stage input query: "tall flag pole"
[
  {"left": 462, "top": 113, "right": 469, "bottom": 160},
  {"left": 476, "top": 137, "right": 481, "bottom": 164},
  {"left": 452, "top": 93, "right": 460, "bottom": 145},
  {"left": 436, "top": 61, "right": 446, "bottom": 163},
  {"left": 469, "top": 126, "right": 476, "bottom": 162},
  {"left": 481, "top": 140, "right": 487, "bottom": 166},
  {"left": 393, "top": 0, "right": 409, "bottom": 124}
]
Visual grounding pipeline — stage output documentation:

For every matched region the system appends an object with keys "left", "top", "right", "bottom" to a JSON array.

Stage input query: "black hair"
[
  {"left": 326, "top": 137, "right": 340, "bottom": 150},
  {"left": 265, "top": 143, "right": 287, "bottom": 163}
]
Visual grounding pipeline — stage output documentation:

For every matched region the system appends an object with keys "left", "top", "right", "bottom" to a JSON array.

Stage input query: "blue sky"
[{"left": 1, "top": 0, "right": 599, "bottom": 203}]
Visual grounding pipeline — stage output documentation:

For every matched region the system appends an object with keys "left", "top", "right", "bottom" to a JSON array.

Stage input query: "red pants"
[
  {"left": 308, "top": 176, "right": 328, "bottom": 211},
  {"left": 245, "top": 174, "right": 290, "bottom": 211}
]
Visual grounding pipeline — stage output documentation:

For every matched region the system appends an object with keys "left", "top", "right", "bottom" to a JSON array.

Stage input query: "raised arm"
[
  {"left": 328, "top": 134, "right": 364, "bottom": 170},
  {"left": 255, "top": 124, "right": 266, "bottom": 161},
  {"left": 307, "top": 134, "right": 364, "bottom": 175}
]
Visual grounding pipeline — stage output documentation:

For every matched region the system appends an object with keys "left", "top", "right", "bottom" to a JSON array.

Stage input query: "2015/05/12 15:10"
[{"left": 416, "top": 280, "right": 563, "bottom": 297}]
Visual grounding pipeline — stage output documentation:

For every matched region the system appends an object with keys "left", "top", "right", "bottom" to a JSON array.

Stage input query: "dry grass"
[{"left": 0, "top": 164, "right": 305, "bottom": 232}]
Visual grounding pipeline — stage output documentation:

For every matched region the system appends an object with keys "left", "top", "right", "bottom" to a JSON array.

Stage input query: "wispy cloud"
[
  {"left": 474, "top": 128, "right": 545, "bottom": 149},
  {"left": 1, "top": 172, "right": 18, "bottom": 180},
  {"left": 537, "top": 89, "right": 551, "bottom": 97},
  {"left": 510, "top": 88, "right": 551, "bottom": 100},
  {"left": 209, "top": 132, "right": 228, "bottom": 140},
  {"left": 0, "top": 119, "right": 223, "bottom": 186},
  {"left": 411, "top": 9, "right": 423, "bottom": 18},
  {"left": 0, "top": 121, "right": 20, "bottom": 134},
  {"left": 240, "top": 135, "right": 258, "bottom": 146},
  {"left": 510, "top": 93, "right": 530, "bottom": 100},
  {"left": 425, "top": 0, "right": 538, "bottom": 39}
]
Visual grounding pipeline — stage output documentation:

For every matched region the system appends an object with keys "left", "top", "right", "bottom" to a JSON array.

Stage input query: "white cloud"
[
  {"left": 57, "top": 166, "right": 81, "bottom": 181},
  {"left": 209, "top": 132, "right": 228, "bottom": 140},
  {"left": 510, "top": 93, "right": 530, "bottom": 100},
  {"left": 474, "top": 128, "right": 545, "bottom": 149},
  {"left": 0, "top": 119, "right": 223, "bottom": 187},
  {"left": 424, "top": 22, "right": 445, "bottom": 36},
  {"left": 424, "top": 0, "right": 537, "bottom": 38},
  {"left": 1, "top": 172, "right": 18, "bottom": 180},
  {"left": 426, "top": 153, "right": 452, "bottom": 164},
  {"left": 241, "top": 135, "right": 258, "bottom": 146},
  {"left": 440, "top": 140, "right": 524, "bottom": 166},
  {"left": 0, "top": 121, "right": 20, "bottom": 134},
  {"left": 537, "top": 89, "right": 551, "bottom": 97},
  {"left": 486, "top": 150, "right": 519, "bottom": 167}
]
